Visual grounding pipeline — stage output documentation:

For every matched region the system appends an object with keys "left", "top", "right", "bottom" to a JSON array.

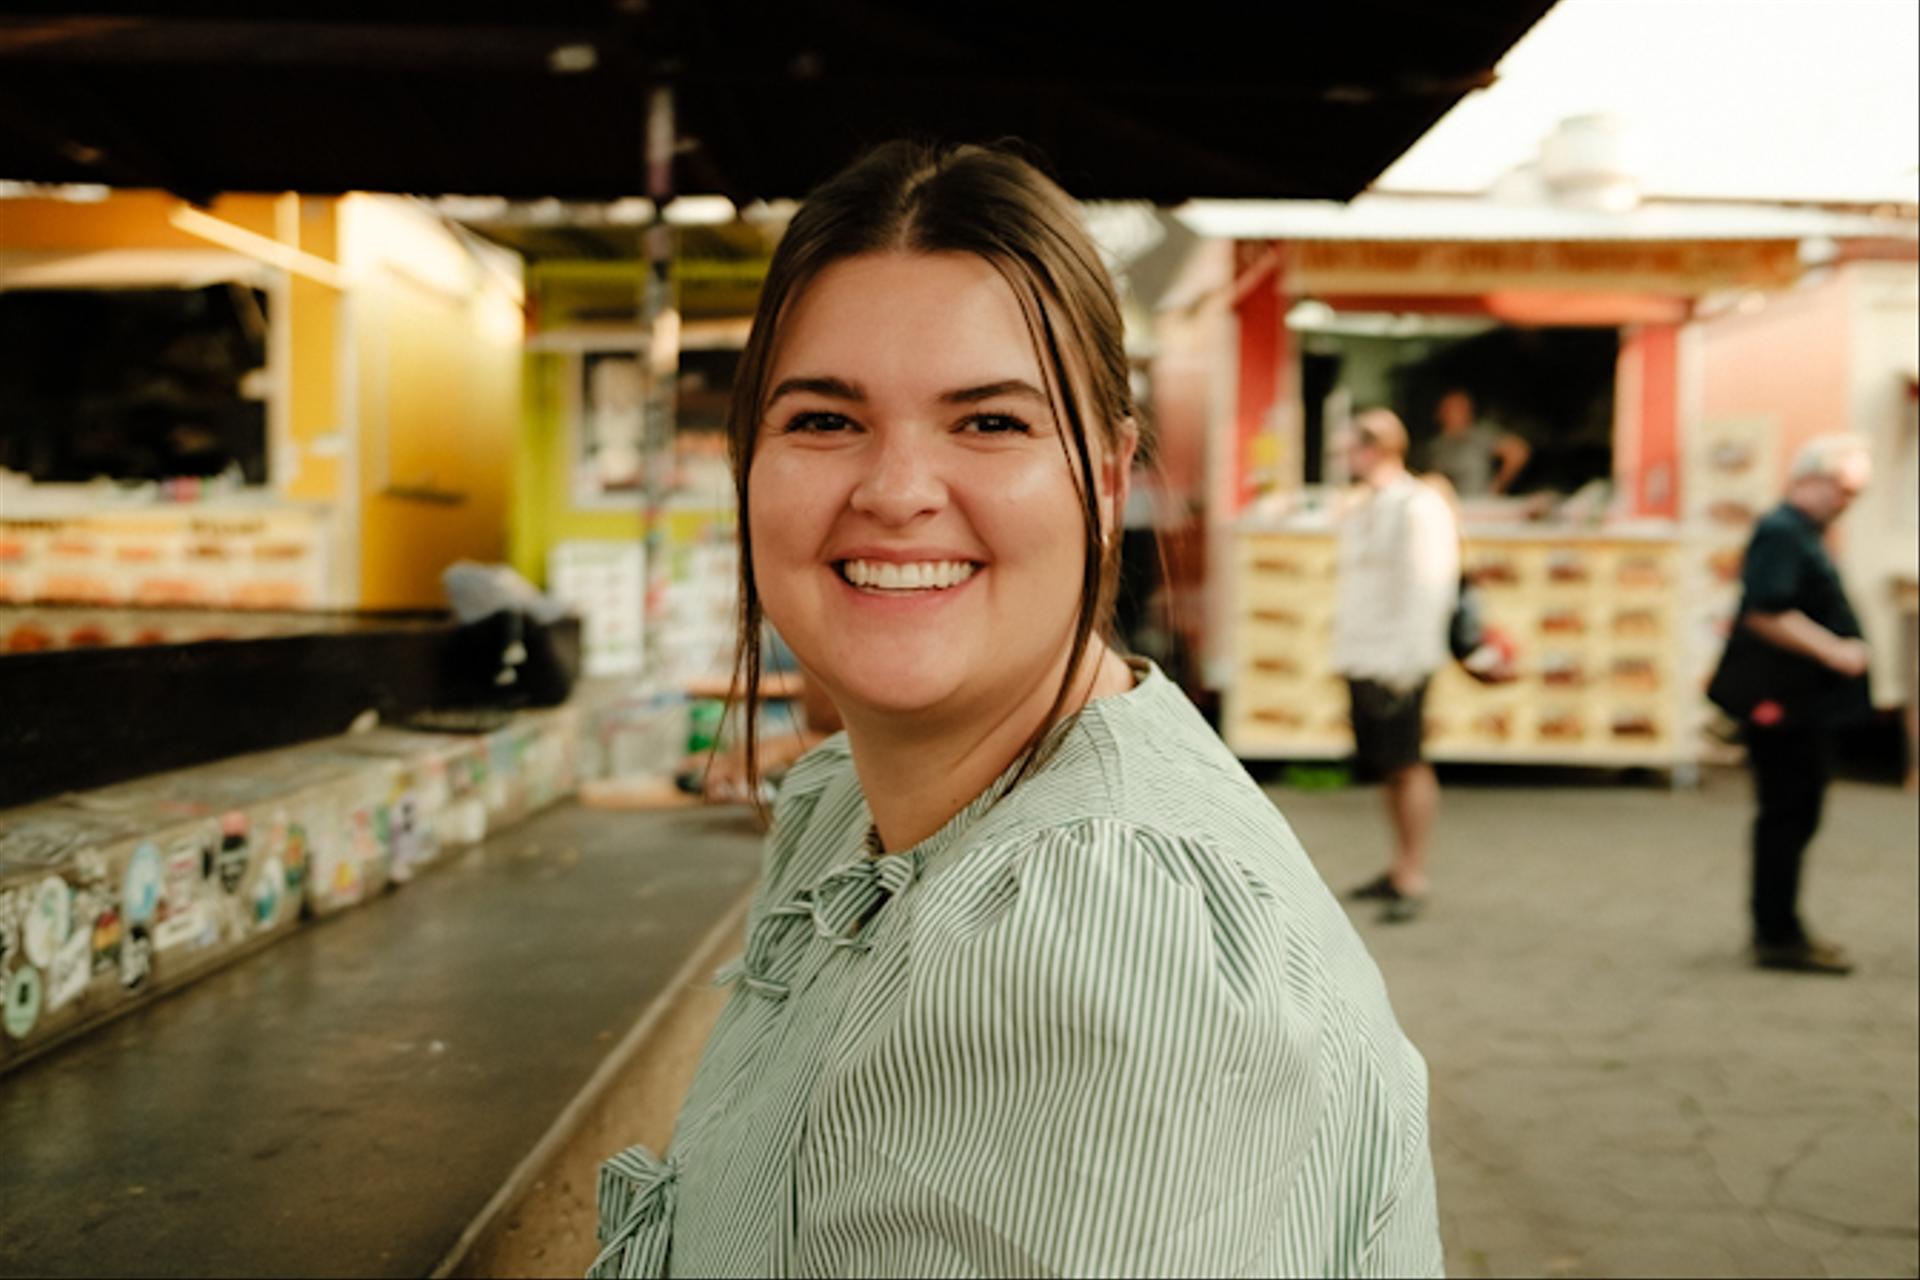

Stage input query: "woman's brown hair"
[{"left": 725, "top": 139, "right": 1142, "bottom": 811}]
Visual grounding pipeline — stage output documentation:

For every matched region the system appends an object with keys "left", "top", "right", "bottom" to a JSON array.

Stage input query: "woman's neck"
[{"left": 842, "top": 643, "right": 1134, "bottom": 854}]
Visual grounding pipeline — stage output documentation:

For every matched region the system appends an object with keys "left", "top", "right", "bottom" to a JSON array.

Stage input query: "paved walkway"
[
  {"left": 5, "top": 768, "right": 1911, "bottom": 1278},
  {"left": 1271, "top": 768, "right": 1919, "bottom": 1279},
  {"left": 0, "top": 803, "right": 761, "bottom": 1279}
]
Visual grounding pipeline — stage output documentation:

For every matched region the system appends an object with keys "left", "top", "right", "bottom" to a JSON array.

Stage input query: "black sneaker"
[
  {"left": 1752, "top": 938, "right": 1854, "bottom": 975},
  {"left": 1347, "top": 873, "right": 1399, "bottom": 902}
]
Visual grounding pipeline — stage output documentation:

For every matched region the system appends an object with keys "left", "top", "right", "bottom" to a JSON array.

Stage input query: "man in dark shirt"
[{"left": 1710, "top": 435, "right": 1873, "bottom": 975}]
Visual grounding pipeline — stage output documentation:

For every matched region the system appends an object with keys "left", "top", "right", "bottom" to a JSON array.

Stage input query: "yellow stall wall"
[
  {"left": 510, "top": 262, "right": 650, "bottom": 589},
  {"left": 340, "top": 195, "right": 524, "bottom": 607},
  {"left": 511, "top": 352, "right": 646, "bottom": 587}
]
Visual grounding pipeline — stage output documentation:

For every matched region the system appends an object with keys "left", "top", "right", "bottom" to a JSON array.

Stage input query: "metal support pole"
[{"left": 640, "top": 83, "right": 679, "bottom": 682}]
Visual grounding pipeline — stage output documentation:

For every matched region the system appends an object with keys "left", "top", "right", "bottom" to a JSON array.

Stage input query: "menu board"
[{"left": 548, "top": 539, "right": 645, "bottom": 678}]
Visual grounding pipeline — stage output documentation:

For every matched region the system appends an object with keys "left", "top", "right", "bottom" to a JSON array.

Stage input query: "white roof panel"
[{"left": 1173, "top": 194, "right": 1917, "bottom": 244}]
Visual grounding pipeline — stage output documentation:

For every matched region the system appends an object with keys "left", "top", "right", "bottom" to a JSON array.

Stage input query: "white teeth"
[{"left": 840, "top": 559, "right": 978, "bottom": 591}]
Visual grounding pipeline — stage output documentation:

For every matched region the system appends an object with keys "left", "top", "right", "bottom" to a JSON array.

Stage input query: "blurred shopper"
[
  {"left": 589, "top": 141, "right": 1440, "bottom": 1278},
  {"left": 1421, "top": 388, "right": 1530, "bottom": 497},
  {"left": 1708, "top": 434, "right": 1874, "bottom": 975},
  {"left": 1335, "top": 410, "right": 1460, "bottom": 923}
]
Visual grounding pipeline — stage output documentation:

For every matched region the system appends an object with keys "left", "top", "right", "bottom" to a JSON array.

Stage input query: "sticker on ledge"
[
  {"left": 23, "top": 876, "right": 72, "bottom": 969},
  {"left": 154, "top": 842, "right": 209, "bottom": 953},
  {"left": 4, "top": 966, "right": 43, "bottom": 1040},
  {"left": 46, "top": 929, "right": 91, "bottom": 1013},
  {"left": 123, "top": 842, "right": 163, "bottom": 926},
  {"left": 120, "top": 924, "right": 153, "bottom": 991},
  {"left": 91, "top": 904, "right": 123, "bottom": 974},
  {"left": 251, "top": 857, "right": 285, "bottom": 929},
  {"left": 283, "top": 822, "right": 310, "bottom": 896},
  {"left": 216, "top": 812, "right": 250, "bottom": 895}
]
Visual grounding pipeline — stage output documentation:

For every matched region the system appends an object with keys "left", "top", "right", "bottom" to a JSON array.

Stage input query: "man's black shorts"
[{"left": 1347, "top": 677, "right": 1429, "bottom": 780}]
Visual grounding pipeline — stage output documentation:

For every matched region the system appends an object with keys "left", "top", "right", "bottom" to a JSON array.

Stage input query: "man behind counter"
[{"left": 1421, "top": 388, "right": 1531, "bottom": 497}]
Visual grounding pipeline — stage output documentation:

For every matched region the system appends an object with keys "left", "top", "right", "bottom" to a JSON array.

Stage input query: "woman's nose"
[{"left": 848, "top": 433, "right": 945, "bottom": 525}]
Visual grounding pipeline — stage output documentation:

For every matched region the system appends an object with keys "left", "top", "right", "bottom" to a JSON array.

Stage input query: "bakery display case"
[{"left": 1227, "top": 526, "right": 1688, "bottom": 770}]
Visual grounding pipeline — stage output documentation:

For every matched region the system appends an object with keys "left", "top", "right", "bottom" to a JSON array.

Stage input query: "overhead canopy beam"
[{"left": 0, "top": 2, "right": 1558, "bottom": 205}]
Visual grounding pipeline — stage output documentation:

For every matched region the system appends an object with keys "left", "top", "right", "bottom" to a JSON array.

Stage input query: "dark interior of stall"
[
  {"left": 0, "top": 285, "right": 271, "bottom": 485},
  {"left": 1301, "top": 324, "right": 1620, "bottom": 493}
]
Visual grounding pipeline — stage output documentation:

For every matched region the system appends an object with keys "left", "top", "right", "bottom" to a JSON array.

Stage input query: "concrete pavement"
[
  {"left": 8, "top": 764, "right": 1906, "bottom": 1277},
  {"left": 0, "top": 803, "right": 762, "bottom": 1279},
  {"left": 1272, "top": 768, "right": 1919, "bottom": 1279}
]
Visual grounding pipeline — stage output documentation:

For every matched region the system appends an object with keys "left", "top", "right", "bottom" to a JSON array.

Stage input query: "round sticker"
[
  {"left": 123, "top": 843, "right": 163, "bottom": 926},
  {"left": 23, "top": 876, "right": 72, "bottom": 968},
  {"left": 5, "top": 966, "right": 43, "bottom": 1040},
  {"left": 251, "top": 857, "right": 285, "bottom": 929}
]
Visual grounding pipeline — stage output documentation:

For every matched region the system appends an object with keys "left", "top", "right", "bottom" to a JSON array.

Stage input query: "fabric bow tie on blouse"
[
  {"left": 716, "top": 848, "right": 923, "bottom": 1003},
  {"left": 587, "top": 1146, "right": 677, "bottom": 1279},
  {"left": 592, "top": 848, "right": 923, "bottom": 1275}
]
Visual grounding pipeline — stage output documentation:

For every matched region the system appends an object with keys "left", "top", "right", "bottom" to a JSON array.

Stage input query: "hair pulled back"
[{"left": 726, "top": 140, "right": 1141, "bottom": 803}]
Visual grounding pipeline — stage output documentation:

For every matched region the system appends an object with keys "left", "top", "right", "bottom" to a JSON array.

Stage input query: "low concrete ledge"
[{"left": 0, "top": 680, "right": 686, "bottom": 1073}]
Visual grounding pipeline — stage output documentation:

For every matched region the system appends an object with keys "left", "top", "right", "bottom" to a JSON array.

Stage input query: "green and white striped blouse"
[{"left": 592, "top": 661, "right": 1441, "bottom": 1277}]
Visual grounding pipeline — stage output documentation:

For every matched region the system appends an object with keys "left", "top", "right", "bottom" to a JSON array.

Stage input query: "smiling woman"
[
  {"left": 743, "top": 248, "right": 1137, "bottom": 847},
  {"left": 589, "top": 142, "right": 1442, "bottom": 1279},
  {"left": 729, "top": 145, "right": 1142, "bottom": 838}
]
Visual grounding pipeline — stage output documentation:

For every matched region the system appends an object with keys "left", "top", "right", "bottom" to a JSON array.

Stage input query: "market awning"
[{"left": 0, "top": 2, "right": 1557, "bottom": 206}]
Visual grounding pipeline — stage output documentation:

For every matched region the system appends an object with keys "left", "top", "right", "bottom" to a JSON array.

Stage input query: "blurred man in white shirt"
[{"left": 1333, "top": 409, "right": 1459, "bottom": 922}]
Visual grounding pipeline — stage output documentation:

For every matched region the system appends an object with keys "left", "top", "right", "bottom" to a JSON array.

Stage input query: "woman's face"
[{"left": 748, "top": 250, "right": 1129, "bottom": 725}]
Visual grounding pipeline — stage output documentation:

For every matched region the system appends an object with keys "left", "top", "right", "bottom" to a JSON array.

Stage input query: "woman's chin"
[{"left": 828, "top": 668, "right": 965, "bottom": 718}]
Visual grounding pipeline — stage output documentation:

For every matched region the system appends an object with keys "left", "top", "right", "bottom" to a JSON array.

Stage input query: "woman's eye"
[
  {"left": 781, "top": 411, "right": 855, "bottom": 435},
  {"left": 961, "top": 414, "right": 1032, "bottom": 436}
]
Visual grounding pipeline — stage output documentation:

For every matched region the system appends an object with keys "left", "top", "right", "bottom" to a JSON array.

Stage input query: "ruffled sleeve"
[{"left": 796, "top": 819, "right": 1441, "bottom": 1277}]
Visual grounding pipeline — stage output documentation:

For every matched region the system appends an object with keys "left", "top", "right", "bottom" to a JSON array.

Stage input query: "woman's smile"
[{"left": 835, "top": 558, "right": 979, "bottom": 593}]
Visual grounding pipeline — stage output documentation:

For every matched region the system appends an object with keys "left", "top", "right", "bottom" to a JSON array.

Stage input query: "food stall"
[
  {"left": 1160, "top": 193, "right": 1918, "bottom": 771},
  {"left": 0, "top": 188, "right": 524, "bottom": 620}
]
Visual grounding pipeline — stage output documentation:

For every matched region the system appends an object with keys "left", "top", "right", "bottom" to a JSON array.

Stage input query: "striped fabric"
[{"left": 591, "top": 661, "right": 1441, "bottom": 1278}]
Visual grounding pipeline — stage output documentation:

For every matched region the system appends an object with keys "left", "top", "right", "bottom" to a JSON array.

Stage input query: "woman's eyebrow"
[
  {"left": 768, "top": 375, "right": 865, "bottom": 405},
  {"left": 941, "top": 379, "right": 1048, "bottom": 406}
]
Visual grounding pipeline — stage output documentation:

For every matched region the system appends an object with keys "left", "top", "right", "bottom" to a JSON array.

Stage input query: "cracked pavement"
[{"left": 1270, "top": 769, "right": 1919, "bottom": 1279}]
